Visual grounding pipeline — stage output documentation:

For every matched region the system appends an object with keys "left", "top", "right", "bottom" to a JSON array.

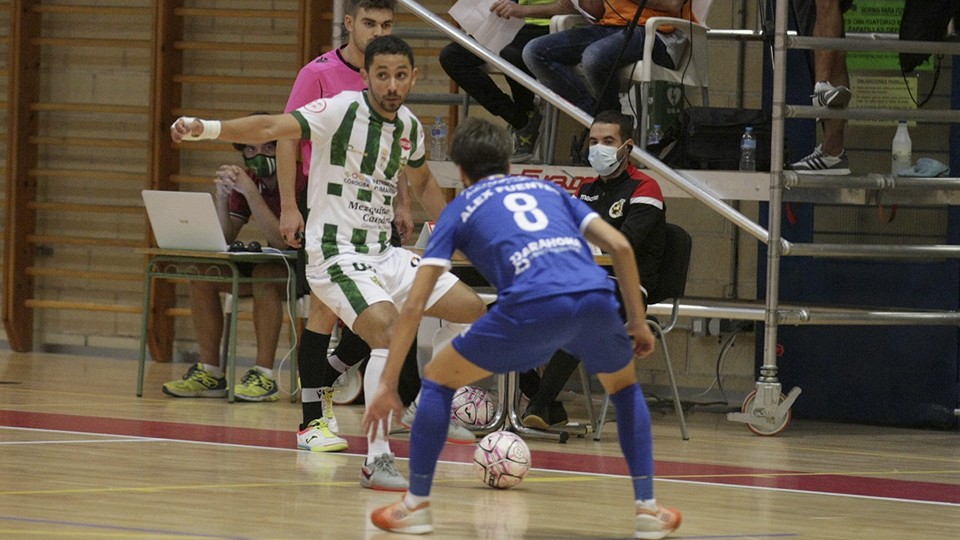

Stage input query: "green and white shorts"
[{"left": 306, "top": 247, "right": 459, "bottom": 330}]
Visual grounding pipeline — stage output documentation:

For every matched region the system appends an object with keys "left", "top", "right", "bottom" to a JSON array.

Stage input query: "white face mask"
[{"left": 588, "top": 142, "right": 627, "bottom": 177}]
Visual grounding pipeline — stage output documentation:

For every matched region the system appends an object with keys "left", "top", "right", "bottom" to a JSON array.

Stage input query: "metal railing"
[{"left": 397, "top": 0, "right": 960, "bottom": 433}]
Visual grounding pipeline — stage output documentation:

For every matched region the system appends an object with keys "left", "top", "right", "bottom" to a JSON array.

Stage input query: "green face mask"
[{"left": 244, "top": 154, "right": 276, "bottom": 178}]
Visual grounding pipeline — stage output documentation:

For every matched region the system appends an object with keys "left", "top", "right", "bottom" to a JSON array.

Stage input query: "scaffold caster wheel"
[
  {"left": 332, "top": 363, "right": 363, "bottom": 405},
  {"left": 741, "top": 389, "right": 792, "bottom": 436}
]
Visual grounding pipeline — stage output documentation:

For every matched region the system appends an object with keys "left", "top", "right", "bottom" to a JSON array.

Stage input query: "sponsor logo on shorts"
[{"left": 304, "top": 100, "right": 327, "bottom": 113}]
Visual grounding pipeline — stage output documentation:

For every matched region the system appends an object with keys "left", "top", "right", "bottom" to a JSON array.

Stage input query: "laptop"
[{"left": 142, "top": 190, "right": 229, "bottom": 251}]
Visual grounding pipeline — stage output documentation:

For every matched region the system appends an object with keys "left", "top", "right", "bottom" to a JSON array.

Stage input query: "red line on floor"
[{"left": 3, "top": 409, "right": 956, "bottom": 505}]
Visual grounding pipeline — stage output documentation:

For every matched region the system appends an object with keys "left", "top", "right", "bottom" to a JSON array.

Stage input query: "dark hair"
[
  {"left": 450, "top": 118, "right": 512, "bottom": 182},
  {"left": 232, "top": 111, "right": 274, "bottom": 152},
  {"left": 591, "top": 109, "right": 635, "bottom": 143},
  {"left": 346, "top": 0, "right": 396, "bottom": 17},
  {"left": 363, "top": 35, "right": 414, "bottom": 71}
]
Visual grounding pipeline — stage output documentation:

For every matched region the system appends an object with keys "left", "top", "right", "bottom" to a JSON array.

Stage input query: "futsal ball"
[
  {"left": 473, "top": 431, "right": 531, "bottom": 489},
  {"left": 451, "top": 385, "right": 495, "bottom": 427}
]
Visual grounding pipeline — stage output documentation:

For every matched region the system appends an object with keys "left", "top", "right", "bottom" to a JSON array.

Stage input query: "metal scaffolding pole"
[
  {"left": 395, "top": 0, "right": 960, "bottom": 435},
  {"left": 726, "top": 0, "right": 801, "bottom": 435}
]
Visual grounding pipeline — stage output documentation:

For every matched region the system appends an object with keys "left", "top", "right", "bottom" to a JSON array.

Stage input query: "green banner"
[{"left": 844, "top": 1, "right": 932, "bottom": 72}]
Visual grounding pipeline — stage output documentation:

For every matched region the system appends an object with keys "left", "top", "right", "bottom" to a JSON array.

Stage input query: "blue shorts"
[{"left": 451, "top": 289, "right": 634, "bottom": 375}]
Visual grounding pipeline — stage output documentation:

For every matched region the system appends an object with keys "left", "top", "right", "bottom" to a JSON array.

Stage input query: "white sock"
[
  {"left": 364, "top": 349, "right": 391, "bottom": 460},
  {"left": 255, "top": 366, "right": 274, "bottom": 378},
  {"left": 403, "top": 492, "right": 429, "bottom": 509},
  {"left": 637, "top": 498, "right": 658, "bottom": 511},
  {"left": 300, "top": 387, "right": 322, "bottom": 404},
  {"left": 201, "top": 363, "right": 223, "bottom": 377},
  {"left": 432, "top": 321, "right": 470, "bottom": 360}
]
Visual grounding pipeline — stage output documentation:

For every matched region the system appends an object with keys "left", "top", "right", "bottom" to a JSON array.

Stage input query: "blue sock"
[
  {"left": 408, "top": 379, "right": 455, "bottom": 497},
  {"left": 609, "top": 383, "right": 655, "bottom": 500}
]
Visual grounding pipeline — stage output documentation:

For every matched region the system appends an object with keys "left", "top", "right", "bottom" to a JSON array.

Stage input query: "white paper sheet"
[
  {"left": 570, "top": 0, "right": 599, "bottom": 24},
  {"left": 449, "top": 0, "right": 525, "bottom": 54}
]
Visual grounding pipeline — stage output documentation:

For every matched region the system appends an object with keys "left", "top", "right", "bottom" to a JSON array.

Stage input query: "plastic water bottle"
[
  {"left": 739, "top": 126, "right": 757, "bottom": 172},
  {"left": 431, "top": 116, "right": 447, "bottom": 161},
  {"left": 647, "top": 124, "right": 664, "bottom": 146},
  {"left": 891, "top": 120, "right": 912, "bottom": 176}
]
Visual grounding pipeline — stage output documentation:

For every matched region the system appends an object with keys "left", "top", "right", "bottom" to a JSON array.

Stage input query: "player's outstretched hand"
[
  {"left": 362, "top": 384, "right": 404, "bottom": 443},
  {"left": 627, "top": 319, "right": 656, "bottom": 359},
  {"left": 170, "top": 117, "right": 204, "bottom": 143}
]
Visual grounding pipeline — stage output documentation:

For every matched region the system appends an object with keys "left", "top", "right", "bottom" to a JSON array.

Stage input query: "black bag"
[
  {"left": 663, "top": 107, "right": 773, "bottom": 171},
  {"left": 899, "top": 0, "right": 960, "bottom": 73}
]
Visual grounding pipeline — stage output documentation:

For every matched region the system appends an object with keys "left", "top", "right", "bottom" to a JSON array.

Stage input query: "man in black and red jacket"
[{"left": 522, "top": 110, "right": 667, "bottom": 429}]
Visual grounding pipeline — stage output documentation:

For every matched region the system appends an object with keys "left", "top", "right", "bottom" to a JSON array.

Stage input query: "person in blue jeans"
[
  {"left": 364, "top": 118, "right": 681, "bottom": 538},
  {"left": 522, "top": 0, "right": 693, "bottom": 115}
]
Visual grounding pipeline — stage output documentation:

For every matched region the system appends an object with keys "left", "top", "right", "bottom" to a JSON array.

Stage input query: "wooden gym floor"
[{"left": 1, "top": 351, "right": 958, "bottom": 539}]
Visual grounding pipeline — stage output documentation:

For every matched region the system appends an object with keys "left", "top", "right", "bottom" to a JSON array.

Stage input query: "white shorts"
[{"left": 305, "top": 247, "right": 460, "bottom": 330}]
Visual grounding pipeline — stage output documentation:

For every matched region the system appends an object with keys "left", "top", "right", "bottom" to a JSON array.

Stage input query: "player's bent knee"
[
  {"left": 596, "top": 361, "right": 638, "bottom": 395},
  {"left": 423, "top": 346, "right": 487, "bottom": 389},
  {"left": 353, "top": 302, "right": 398, "bottom": 349}
]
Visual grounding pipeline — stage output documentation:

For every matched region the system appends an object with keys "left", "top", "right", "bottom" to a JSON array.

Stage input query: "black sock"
[
  {"left": 334, "top": 327, "right": 371, "bottom": 364},
  {"left": 397, "top": 337, "right": 421, "bottom": 405},
  {"left": 299, "top": 330, "right": 331, "bottom": 429}
]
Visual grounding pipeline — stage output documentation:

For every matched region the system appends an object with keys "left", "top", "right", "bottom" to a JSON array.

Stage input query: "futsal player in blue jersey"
[{"left": 364, "top": 118, "right": 682, "bottom": 538}]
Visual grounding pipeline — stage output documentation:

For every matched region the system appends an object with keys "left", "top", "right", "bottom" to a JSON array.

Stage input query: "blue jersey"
[{"left": 422, "top": 175, "right": 614, "bottom": 305}]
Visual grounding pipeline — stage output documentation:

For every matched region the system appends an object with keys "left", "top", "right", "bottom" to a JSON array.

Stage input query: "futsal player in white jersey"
[
  {"left": 277, "top": 0, "right": 472, "bottom": 456},
  {"left": 278, "top": 0, "right": 401, "bottom": 454},
  {"left": 362, "top": 118, "right": 682, "bottom": 538},
  {"left": 170, "top": 36, "right": 486, "bottom": 492}
]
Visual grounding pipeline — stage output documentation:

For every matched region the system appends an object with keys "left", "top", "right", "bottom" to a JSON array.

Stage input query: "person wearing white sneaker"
[
  {"left": 789, "top": 0, "right": 853, "bottom": 176},
  {"left": 277, "top": 0, "right": 410, "bottom": 452},
  {"left": 280, "top": 0, "right": 428, "bottom": 454},
  {"left": 171, "top": 37, "right": 488, "bottom": 492},
  {"left": 297, "top": 417, "right": 348, "bottom": 452},
  {"left": 365, "top": 118, "right": 680, "bottom": 538}
]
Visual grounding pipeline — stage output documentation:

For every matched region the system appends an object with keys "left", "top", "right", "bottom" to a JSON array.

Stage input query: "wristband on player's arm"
[{"left": 173, "top": 116, "right": 221, "bottom": 141}]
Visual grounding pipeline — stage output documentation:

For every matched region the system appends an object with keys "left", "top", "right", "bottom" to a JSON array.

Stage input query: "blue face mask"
[
  {"left": 244, "top": 154, "right": 276, "bottom": 178},
  {"left": 588, "top": 142, "right": 628, "bottom": 177}
]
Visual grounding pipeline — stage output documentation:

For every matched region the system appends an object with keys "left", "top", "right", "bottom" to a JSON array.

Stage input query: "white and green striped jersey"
[{"left": 291, "top": 90, "right": 425, "bottom": 263}]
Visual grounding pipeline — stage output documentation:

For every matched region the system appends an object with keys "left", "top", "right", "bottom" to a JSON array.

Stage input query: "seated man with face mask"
[
  {"left": 521, "top": 110, "right": 666, "bottom": 429},
  {"left": 162, "top": 112, "right": 308, "bottom": 403}
]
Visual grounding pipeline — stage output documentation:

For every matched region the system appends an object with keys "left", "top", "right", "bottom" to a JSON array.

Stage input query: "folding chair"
[{"left": 593, "top": 223, "right": 692, "bottom": 441}]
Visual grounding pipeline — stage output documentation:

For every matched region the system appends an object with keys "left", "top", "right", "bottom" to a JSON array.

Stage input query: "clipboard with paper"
[
  {"left": 449, "top": 0, "right": 599, "bottom": 54},
  {"left": 448, "top": 0, "right": 525, "bottom": 54}
]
